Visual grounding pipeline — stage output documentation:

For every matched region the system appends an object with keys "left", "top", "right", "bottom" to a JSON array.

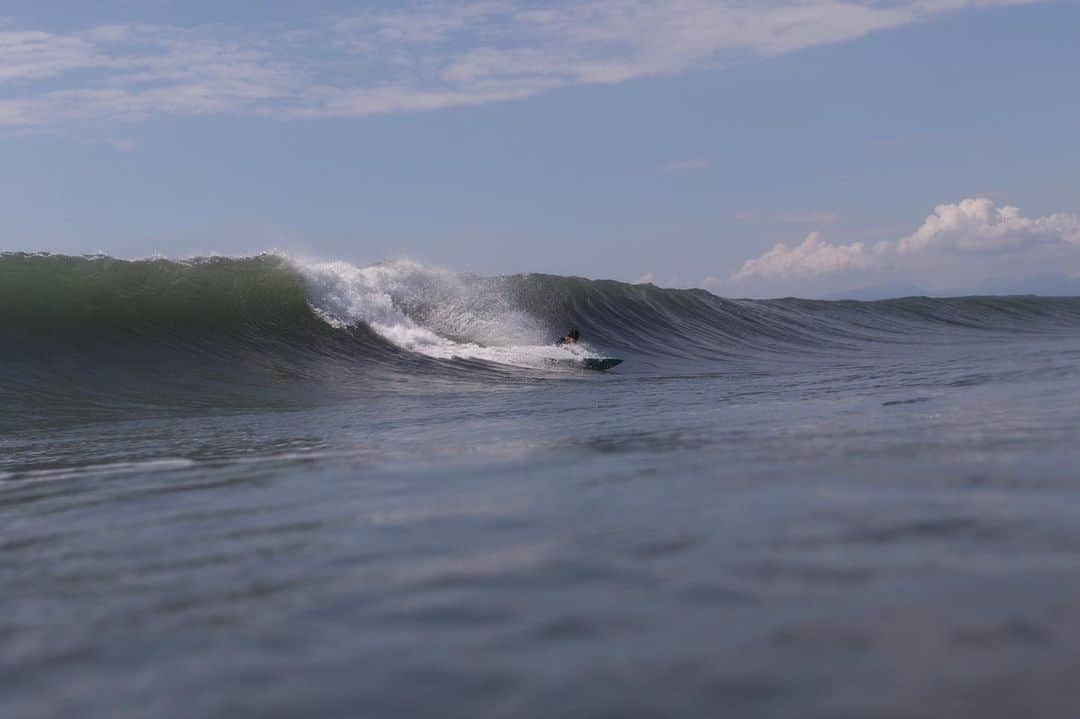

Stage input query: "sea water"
[{"left": 4, "top": 253, "right": 1080, "bottom": 718}]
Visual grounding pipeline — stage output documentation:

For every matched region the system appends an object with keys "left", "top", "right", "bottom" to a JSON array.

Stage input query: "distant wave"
[{"left": 4, "top": 252, "right": 1080, "bottom": 423}]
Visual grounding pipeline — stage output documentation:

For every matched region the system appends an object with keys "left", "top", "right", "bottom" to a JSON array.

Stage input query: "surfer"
[{"left": 557, "top": 328, "right": 580, "bottom": 346}]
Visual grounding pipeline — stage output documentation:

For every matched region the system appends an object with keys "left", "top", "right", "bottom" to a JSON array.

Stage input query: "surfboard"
[
  {"left": 543, "top": 356, "right": 623, "bottom": 371},
  {"left": 582, "top": 357, "right": 623, "bottom": 371}
]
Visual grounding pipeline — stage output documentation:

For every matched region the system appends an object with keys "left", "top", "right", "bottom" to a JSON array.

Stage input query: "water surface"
[{"left": 5, "top": 254, "right": 1080, "bottom": 718}]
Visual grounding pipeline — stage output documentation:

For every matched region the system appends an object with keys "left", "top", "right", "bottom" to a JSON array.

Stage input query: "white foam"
[{"left": 290, "top": 256, "right": 591, "bottom": 369}]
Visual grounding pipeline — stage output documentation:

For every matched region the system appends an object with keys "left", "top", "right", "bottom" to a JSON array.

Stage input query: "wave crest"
[{"left": 5, "top": 251, "right": 1080, "bottom": 386}]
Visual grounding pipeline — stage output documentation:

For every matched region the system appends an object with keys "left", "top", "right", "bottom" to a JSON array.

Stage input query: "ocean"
[{"left": 5, "top": 252, "right": 1080, "bottom": 718}]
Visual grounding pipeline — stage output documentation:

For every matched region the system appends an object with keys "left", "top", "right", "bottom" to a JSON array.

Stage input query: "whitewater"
[{"left": 6, "top": 252, "right": 1080, "bottom": 719}]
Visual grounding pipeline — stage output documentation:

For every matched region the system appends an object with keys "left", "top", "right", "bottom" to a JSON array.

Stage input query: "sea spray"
[{"left": 293, "top": 256, "right": 592, "bottom": 367}]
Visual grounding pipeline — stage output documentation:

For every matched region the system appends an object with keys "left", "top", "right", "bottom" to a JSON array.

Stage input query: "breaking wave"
[{"left": 4, "top": 251, "right": 1080, "bottom": 423}]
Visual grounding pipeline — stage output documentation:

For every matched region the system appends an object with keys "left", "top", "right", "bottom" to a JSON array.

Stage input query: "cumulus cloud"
[
  {"left": 731, "top": 231, "right": 878, "bottom": 281},
  {"left": 897, "top": 197, "right": 1080, "bottom": 255},
  {"left": 728, "top": 198, "right": 1080, "bottom": 283},
  {"left": 0, "top": 0, "right": 1045, "bottom": 128}
]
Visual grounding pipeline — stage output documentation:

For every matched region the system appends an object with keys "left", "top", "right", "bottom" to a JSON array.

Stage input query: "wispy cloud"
[
  {"left": 729, "top": 198, "right": 1080, "bottom": 283},
  {"left": 0, "top": 0, "right": 1044, "bottom": 128}
]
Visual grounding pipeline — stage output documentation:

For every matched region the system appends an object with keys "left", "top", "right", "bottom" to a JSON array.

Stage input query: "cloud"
[
  {"left": 728, "top": 198, "right": 1080, "bottom": 283},
  {"left": 664, "top": 159, "right": 711, "bottom": 172},
  {"left": 637, "top": 271, "right": 656, "bottom": 283},
  {"left": 701, "top": 275, "right": 725, "bottom": 290},
  {"left": 897, "top": 197, "right": 1080, "bottom": 255},
  {"left": 0, "top": 30, "right": 97, "bottom": 83},
  {"left": 0, "top": 0, "right": 1046, "bottom": 128},
  {"left": 731, "top": 231, "right": 878, "bottom": 281},
  {"left": 0, "top": 24, "right": 300, "bottom": 126}
]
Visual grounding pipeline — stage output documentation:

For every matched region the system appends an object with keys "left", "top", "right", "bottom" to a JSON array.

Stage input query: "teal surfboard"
[{"left": 582, "top": 357, "right": 623, "bottom": 371}]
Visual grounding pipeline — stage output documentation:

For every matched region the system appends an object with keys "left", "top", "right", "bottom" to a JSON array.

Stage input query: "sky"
[{"left": 1, "top": 0, "right": 1078, "bottom": 297}]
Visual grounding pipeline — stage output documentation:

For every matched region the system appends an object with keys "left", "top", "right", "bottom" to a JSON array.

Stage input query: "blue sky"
[{"left": 1, "top": 0, "right": 1078, "bottom": 296}]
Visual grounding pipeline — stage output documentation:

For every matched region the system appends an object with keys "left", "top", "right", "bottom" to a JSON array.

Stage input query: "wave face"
[{"left": 5, "top": 252, "right": 1080, "bottom": 422}]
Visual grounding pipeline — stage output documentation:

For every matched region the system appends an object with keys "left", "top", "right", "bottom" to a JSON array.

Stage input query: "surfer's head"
[{"left": 566, "top": 328, "right": 580, "bottom": 342}]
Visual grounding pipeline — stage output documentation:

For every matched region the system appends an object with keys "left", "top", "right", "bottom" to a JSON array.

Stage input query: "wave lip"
[{"left": 295, "top": 256, "right": 574, "bottom": 368}]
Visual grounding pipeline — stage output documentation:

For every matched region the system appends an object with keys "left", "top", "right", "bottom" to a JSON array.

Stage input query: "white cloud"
[
  {"left": 728, "top": 198, "right": 1080, "bottom": 284},
  {"left": 0, "top": 0, "right": 1046, "bottom": 128},
  {"left": 637, "top": 271, "right": 656, "bottom": 283},
  {"left": 701, "top": 275, "right": 725, "bottom": 289},
  {"left": 0, "top": 30, "right": 96, "bottom": 83},
  {"left": 0, "top": 24, "right": 300, "bottom": 126},
  {"left": 897, "top": 197, "right": 1080, "bottom": 255},
  {"left": 731, "top": 231, "right": 877, "bottom": 281}
]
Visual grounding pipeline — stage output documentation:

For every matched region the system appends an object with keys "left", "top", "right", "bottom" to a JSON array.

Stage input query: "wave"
[{"left": 4, "top": 252, "right": 1080, "bottom": 422}]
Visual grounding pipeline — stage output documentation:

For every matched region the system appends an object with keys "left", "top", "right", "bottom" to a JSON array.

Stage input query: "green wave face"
[{"left": 0, "top": 253, "right": 317, "bottom": 331}]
